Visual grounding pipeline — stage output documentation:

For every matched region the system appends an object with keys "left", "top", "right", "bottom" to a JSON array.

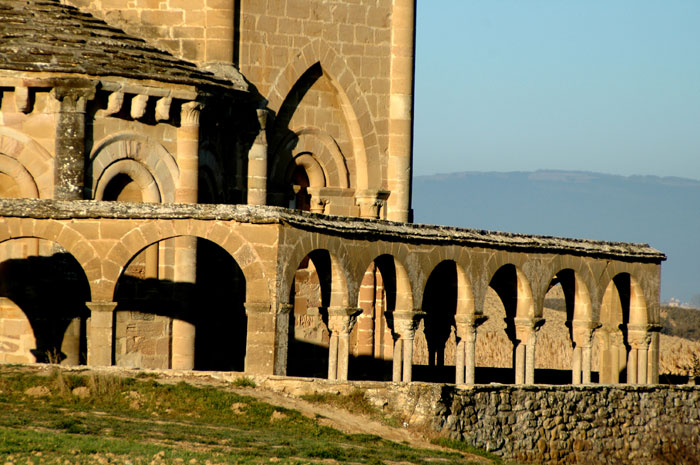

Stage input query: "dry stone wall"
[{"left": 432, "top": 384, "right": 700, "bottom": 465}]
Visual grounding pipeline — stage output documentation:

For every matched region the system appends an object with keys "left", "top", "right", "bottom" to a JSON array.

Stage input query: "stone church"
[{"left": 0, "top": 0, "right": 665, "bottom": 385}]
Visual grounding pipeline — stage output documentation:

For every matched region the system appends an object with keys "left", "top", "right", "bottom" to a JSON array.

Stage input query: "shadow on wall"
[
  {"left": 0, "top": 238, "right": 248, "bottom": 371},
  {"left": 0, "top": 253, "right": 89, "bottom": 364},
  {"left": 114, "top": 238, "right": 247, "bottom": 371}
]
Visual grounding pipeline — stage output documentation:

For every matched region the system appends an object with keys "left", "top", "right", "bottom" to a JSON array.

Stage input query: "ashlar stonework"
[{"left": 0, "top": 3, "right": 677, "bottom": 463}]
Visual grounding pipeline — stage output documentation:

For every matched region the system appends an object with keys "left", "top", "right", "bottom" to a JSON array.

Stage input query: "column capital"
[
  {"left": 85, "top": 301, "right": 118, "bottom": 313},
  {"left": 571, "top": 320, "right": 600, "bottom": 347},
  {"left": 355, "top": 189, "right": 390, "bottom": 219},
  {"left": 514, "top": 317, "right": 545, "bottom": 340},
  {"left": 627, "top": 324, "right": 652, "bottom": 348},
  {"left": 180, "top": 100, "right": 205, "bottom": 126},
  {"left": 393, "top": 310, "right": 425, "bottom": 339},
  {"left": 50, "top": 81, "right": 97, "bottom": 113},
  {"left": 245, "top": 301, "right": 271, "bottom": 314},
  {"left": 455, "top": 314, "right": 488, "bottom": 339},
  {"left": 328, "top": 307, "right": 362, "bottom": 334}
]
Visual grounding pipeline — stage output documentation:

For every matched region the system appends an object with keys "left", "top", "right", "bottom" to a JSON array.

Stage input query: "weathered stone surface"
[
  {"left": 0, "top": 0, "right": 246, "bottom": 91},
  {"left": 0, "top": 198, "right": 665, "bottom": 261}
]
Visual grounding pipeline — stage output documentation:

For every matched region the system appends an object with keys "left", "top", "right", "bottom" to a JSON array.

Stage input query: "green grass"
[{"left": 0, "top": 366, "right": 494, "bottom": 465}]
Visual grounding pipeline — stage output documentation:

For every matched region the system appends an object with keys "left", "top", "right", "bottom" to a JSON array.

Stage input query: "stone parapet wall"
[
  {"left": 0, "top": 198, "right": 665, "bottom": 261},
  {"left": 433, "top": 384, "right": 700, "bottom": 464}
]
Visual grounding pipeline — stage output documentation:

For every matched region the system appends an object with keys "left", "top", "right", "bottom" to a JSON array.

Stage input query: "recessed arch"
[
  {"left": 0, "top": 128, "right": 53, "bottom": 198},
  {"left": 0, "top": 154, "right": 39, "bottom": 198},
  {"left": 94, "top": 159, "right": 162, "bottom": 203},
  {"left": 267, "top": 39, "right": 380, "bottom": 192},
  {"left": 88, "top": 133, "right": 179, "bottom": 202}
]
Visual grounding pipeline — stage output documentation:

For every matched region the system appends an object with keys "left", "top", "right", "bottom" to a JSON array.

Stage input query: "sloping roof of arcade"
[
  {"left": 0, "top": 198, "right": 666, "bottom": 262},
  {"left": 0, "top": 0, "right": 246, "bottom": 92}
]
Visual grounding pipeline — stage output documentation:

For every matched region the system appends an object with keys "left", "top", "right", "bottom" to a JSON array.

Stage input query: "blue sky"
[{"left": 413, "top": 1, "right": 700, "bottom": 180}]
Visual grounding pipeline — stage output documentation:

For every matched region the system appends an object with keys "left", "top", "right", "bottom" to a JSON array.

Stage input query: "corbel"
[{"left": 130, "top": 94, "right": 149, "bottom": 120}]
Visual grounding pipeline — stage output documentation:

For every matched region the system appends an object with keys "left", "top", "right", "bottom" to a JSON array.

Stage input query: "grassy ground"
[{"left": 0, "top": 366, "right": 495, "bottom": 465}]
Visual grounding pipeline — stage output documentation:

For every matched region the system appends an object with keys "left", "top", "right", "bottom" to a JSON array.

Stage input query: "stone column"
[
  {"left": 244, "top": 301, "right": 276, "bottom": 374},
  {"left": 393, "top": 311, "right": 423, "bottom": 382},
  {"left": 515, "top": 318, "right": 544, "bottom": 385},
  {"left": 247, "top": 108, "right": 268, "bottom": 205},
  {"left": 51, "top": 82, "right": 96, "bottom": 200},
  {"left": 572, "top": 321, "right": 597, "bottom": 384},
  {"left": 648, "top": 325, "right": 661, "bottom": 384},
  {"left": 629, "top": 325, "right": 650, "bottom": 385},
  {"left": 455, "top": 314, "right": 487, "bottom": 385},
  {"left": 387, "top": 0, "right": 416, "bottom": 222},
  {"left": 171, "top": 101, "right": 202, "bottom": 370},
  {"left": 274, "top": 303, "right": 293, "bottom": 376},
  {"left": 85, "top": 302, "right": 117, "bottom": 367},
  {"left": 392, "top": 338, "right": 403, "bottom": 382},
  {"left": 572, "top": 346, "right": 582, "bottom": 384},
  {"left": 327, "top": 307, "right": 362, "bottom": 381}
]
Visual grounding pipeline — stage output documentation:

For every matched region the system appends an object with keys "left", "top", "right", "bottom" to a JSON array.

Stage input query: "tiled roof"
[{"left": 0, "top": 0, "right": 246, "bottom": 91}]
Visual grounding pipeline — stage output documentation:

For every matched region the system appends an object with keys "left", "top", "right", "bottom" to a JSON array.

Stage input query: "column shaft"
[
  {"left": 247, "top": 109, "right": 268, "bottom": 205},
  {"left": 628, "top": 348, "right": 638, "bottom": 384},
  {"left": 392, "top": 339, "right": 403, "bottom": 382},
  {"left": 51, "top": 84, "right": 95, "bottom": 199},
  {"left": 515, "top": 343, "right": 526, "bottom": 384},
  {"left": 338, "top": 333, "right": 350, "bottom": 381},
  {"left": 455, "top": 340, "right": 465, "bottom": 385},
  {"left": 525, "top": 336, "right": 536, "bottom": 384},
  {"left": 402, "top": 337, "right": 413, "bottom": 382},
  {"left": 638, "top": 346, "right": 648, "bottom": 385},
  {"left": 328, "top": 334, "right": 339, "bottom": 380},
  {"left": 582, "top": 346, "right": 592, "bottom": 384},
  {"left": 465, "top": 329, "right": 477, "bottom": 385},
  {"left": 572, "top": 346, "right": 582, "bottom": 385},
  {"left": 86, "top": 302, "right": 117, "bottom": 367},
  {"left": 387, "top": 0, "right": 416, "bottom": 222}
]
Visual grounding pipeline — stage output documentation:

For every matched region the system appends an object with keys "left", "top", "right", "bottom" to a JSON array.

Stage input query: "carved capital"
[
  {"left": 393, "top": 311, "right": 425, "bottom": 339},
  {"left": 455, "top": 314, "right": 488, "bottom": 339},
  {"left": 51, "top": 82, "right": 96, "bottom": 113},
  {"left": 328, "top": 307, "right": 362, "bottom": 335},
  {"left": 181, "top": 100, "right": 204, "bottom": 126},
  {"left": 355, "top": 189, "right": 390, "bottom": 219}
]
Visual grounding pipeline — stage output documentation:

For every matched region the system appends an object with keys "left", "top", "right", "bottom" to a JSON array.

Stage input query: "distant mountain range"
[{"left": 412, "top": 170, "right": 700, "bottom": 304}]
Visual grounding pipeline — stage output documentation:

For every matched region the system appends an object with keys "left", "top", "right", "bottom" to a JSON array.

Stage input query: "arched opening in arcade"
[
  {"left": 113, "top": 236, "right": 247, "bottom": 371},
  {"left": 477, "top": 264, "right": 535, "bottom": 384},
  {"left": 538, "top": 270, "right": 596, "bottom": 384},
  {"left": 349, "top": 254, "right": 413, "bottom": 381},
  {"left": 0, "top": 238, "right": 89, "bottom": 365},
  {"left": 413, "top": 260, "right": 474, "bottom": 383},
  {"left": 287, "top": 249, "right": 349, "bottom": 378},
  {"left": 598, "top": 273, "right": 651, "bottom": 384}
]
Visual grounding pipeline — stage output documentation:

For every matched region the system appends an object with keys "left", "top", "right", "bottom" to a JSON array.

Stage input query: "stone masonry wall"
[{"left": 433, "top": 384, "right": 700, "bottom": 465}]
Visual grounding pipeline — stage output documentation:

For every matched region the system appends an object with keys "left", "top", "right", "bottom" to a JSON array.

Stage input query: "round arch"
[
  {"left": 94, "top": 159, "right": 162, "bottom": 202},
  {"left": 88, "top": 133, "right": 179, "bottom": 202},
  {"left": 0, "top": 128, "right": 54, "bottom": 198},
  {"left": 102, "top": 224, "right": 272, "bottom": 305},
  {"left": 0, "top": 154, "right": 39, "bottom": 198},
  {"left": 0, "top": 237, "right": 90, "bottom": 365}
]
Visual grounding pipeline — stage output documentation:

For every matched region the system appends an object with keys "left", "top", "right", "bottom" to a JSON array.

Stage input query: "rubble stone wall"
[{"left": 432, "top": 384, "right": 700, "bottom": 465}]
